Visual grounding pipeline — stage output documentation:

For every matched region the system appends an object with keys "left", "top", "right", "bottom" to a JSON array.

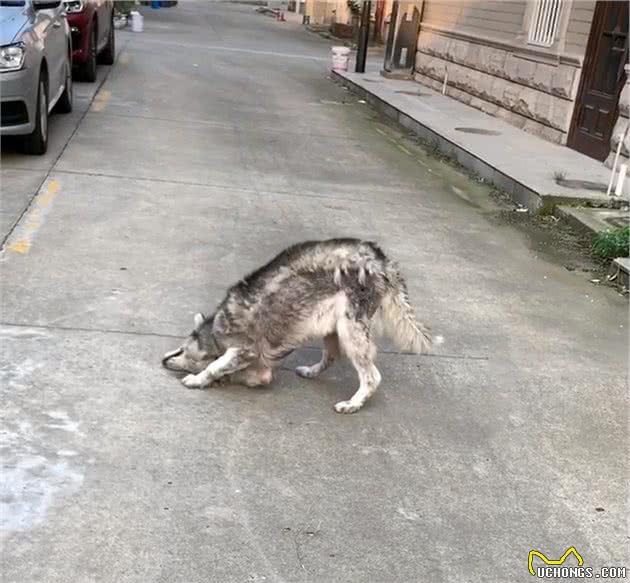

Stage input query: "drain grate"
[
  {"left": 454, "top": 127, "right": 501, "bottom": 136},
  {"left": 555, "top": 178, "right": 607, "bottom": 192},
  {"left": 395, "top": 90, "right": 430, "bottom": 96}
]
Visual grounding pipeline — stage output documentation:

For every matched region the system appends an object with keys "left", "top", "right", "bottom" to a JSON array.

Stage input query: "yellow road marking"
[
  {"left": 3, "top": 179, "right": 62, "bottom": 256},
  {"left": 7, "top": 239, "right": 31, "bottom": 254},
  {"left": 91, "top": 89, "right": 112, "bottom": 112},
  {"left": 38, "top": 180, "right": 60, "bottom": 206}
]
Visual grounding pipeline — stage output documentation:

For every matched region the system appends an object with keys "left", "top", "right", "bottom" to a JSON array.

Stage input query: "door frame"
[
  {"left": 383, "top": 1, "right": 424, "bottom": 75},
  {"left": 567, "top": 1, "right": 628, "bottom": 159}
]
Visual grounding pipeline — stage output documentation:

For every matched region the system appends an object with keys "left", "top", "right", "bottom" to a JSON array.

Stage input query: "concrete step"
[
  {"left": 610, "top": 257, "right": 630, "bottom": 289},
  {"left": 554, "top": 205, "right": 629, "bottom": 237}
]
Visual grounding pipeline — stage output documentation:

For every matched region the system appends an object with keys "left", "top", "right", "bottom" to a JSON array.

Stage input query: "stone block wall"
[{"left": 413, "top": 28, "right": 582, "bottom": 144}]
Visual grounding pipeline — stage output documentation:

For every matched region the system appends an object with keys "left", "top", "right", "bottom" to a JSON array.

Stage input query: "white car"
[{"left": 1, "top": 0, "right": 73, "bottom": 154}]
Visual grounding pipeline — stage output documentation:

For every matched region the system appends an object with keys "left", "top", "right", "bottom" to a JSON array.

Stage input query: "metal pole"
[{"left": 355, "top": 0, "right": 371, "bottom": 73}]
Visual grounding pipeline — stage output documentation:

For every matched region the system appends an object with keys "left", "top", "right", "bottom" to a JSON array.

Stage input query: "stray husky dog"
[{"left": 162, "top": 238, "right": 433, "bottom": 413}]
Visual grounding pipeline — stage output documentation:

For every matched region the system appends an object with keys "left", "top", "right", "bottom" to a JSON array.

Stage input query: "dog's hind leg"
[
  {"left": 295, "top": 333, "right": 339, "bottom": 379},
  {"left": 334, "top": 319, "right": 381, "bottom": 414},
  {"left": 231, "top": 362, "right": 273, "bottom": 387},
  {"left": 181, "top": 347, "right": 255, "bottom": 389}
]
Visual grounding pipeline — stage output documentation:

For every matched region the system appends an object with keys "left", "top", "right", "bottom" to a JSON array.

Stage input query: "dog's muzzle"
[{"left": 162, "top": 348, "right": 183, "bottom": 369}]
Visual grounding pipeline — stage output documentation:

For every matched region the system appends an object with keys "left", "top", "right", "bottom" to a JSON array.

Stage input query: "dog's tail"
[{"left": 378, "top": 262, "right": 433, "bottom": 354}]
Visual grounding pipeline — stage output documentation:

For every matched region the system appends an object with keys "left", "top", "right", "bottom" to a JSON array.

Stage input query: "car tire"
[
  {"left": 80, "top": 25, "right": 97, "bottom": 82},
  {"left": 22, "top": 74, "right": 48, "bottom": 155},
  {"left": 55, "top": 61, "right": 73, "bottom": 114},
  {"left": 98, "top": 17, "right": 115, "bottom": 65}
]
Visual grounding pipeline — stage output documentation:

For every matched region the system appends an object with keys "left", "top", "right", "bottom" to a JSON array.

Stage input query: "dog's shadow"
[{"left": 163, "top": 348, "right": 358, "bottom": 405}]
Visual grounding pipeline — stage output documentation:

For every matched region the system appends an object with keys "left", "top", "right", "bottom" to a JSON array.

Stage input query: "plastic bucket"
[
  {"left": 331, "top": 46, "right": 351, "bottom": 72},
  {"left": 130, "top": 11, "right": 144, "bottom": 32}
]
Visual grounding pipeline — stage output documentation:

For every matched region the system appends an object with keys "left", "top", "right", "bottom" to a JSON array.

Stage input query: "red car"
[{"left": 64, "top": 0, "right": 115, "bottom": 82}]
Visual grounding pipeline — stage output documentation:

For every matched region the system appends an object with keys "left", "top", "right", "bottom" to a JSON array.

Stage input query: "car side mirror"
[{"left": 32, "top": 0, "right": 62, "bottom": 9}]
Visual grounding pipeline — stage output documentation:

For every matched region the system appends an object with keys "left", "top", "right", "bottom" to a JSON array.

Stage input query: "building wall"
[
  {"left": 304, "top": 0, "right": 335, "bottom": 26},
  {"left": 413, "top": 0, "right": 596, "bottom": 145},
  {"left": 304, "top": 0, "right": 352, "bottom": 25},
  {"left": 564, "top": 1, "right": 595, "bottom": 55},
  {"left": 421, "top": 1, "right": 527, "bottom": 43}
]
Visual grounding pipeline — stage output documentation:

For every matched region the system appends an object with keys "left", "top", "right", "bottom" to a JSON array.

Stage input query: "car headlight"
[
  {"left": 64, "top": 0, "right": 84, "bottom": 13},
  {"left": 0, "top": 44, "right": 25, "bottom": 72}
]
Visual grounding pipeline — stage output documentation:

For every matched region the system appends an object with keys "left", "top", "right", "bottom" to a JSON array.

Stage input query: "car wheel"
[
  {"left": 22, "top": 74, "right": 48, "bottom": 155},
  {"left": 98, "top": 17, "right": 115, "bottom": 65},
  {"left": 55, "top": 60, "right": 73, "bottom": 114},
  {"left": 80, "top": 25, "right": 97, "bottom": 82}
]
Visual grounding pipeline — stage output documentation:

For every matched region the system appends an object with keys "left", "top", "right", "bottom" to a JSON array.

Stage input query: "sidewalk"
[{"left": 332, "top": 67, "right": 629, "bottom": 213}]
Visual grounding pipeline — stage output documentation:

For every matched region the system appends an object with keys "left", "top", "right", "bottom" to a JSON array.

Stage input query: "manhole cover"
[
  {"left": 454, "top": 127, "right": 501, "bottom": 136},
  {"left": 455, "top": 128, "right": 501, "bottom": 136},
  {"left": 555, "top": 178, "right": 607, "bottom": 192},
  {"left": 395, "top": 90, "right": 429, "bottom": 96}
]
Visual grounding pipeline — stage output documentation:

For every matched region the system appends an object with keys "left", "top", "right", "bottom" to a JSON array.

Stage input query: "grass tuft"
[{"left": 592, "top": 226, "right": 629, "bottom": 259}]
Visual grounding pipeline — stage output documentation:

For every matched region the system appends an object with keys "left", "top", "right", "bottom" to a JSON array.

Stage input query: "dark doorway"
[
  {"left": 383, "top": 2, "right": 423, "bottom": 75},
  {"left": 568, "top": 1, "right": 629, "bottom": 160}
]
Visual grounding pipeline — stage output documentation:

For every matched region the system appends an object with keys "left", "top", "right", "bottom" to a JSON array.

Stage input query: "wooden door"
[{"left": 568, "top": 1, "right": 629, "bottom": 160}]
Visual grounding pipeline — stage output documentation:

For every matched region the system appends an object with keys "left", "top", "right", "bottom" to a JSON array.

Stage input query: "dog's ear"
[{"left": 193, "top": 313, "right": 205, "bottom": 329}]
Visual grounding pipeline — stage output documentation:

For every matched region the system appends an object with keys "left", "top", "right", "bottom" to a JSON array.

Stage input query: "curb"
[
  {"left": 331, "top": 70, "right": 625, "bottom": 214},
  {"left": 609, "top": 258, "right": 629, "bottom": 289},
  {"left": 332, "top": 70, "right": 543, "bottom": 211}
]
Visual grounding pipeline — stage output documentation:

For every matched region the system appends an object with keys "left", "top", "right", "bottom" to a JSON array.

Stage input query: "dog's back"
[{"left": 220, "top": 238, "right": 432, "bottom": 355}]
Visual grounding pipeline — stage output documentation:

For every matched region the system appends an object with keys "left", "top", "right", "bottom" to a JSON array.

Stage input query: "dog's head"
[{"left": 162, "top": 313, "right": 223, "bottom": 373}]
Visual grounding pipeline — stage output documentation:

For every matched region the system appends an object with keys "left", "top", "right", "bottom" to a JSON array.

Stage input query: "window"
[{"left": 528, "top": 0, "right": 563, "bottom": 47}]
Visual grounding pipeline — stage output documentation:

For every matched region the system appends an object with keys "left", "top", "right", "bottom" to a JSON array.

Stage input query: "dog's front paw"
[
  {"left": 334, "top": 400, "right": 362, "bottom": 414},
  {"left": 295, "top": 365, "right": 317, "bottom": 379},
  {"left": 181, "top": 373, "right": 210, "bottom": 389}
]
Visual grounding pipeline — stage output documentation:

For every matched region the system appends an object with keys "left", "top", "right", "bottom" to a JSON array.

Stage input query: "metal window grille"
[{"left": 528, "top": 0, "right": 562, "bottom": 47}]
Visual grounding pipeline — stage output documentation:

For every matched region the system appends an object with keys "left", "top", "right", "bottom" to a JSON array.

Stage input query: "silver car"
[{"left": 1, "top": 0, "right": 72, "bottom": 154}]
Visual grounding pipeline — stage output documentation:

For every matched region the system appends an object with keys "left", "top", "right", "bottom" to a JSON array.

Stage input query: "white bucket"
[
  {"left": 331, "top": 46, "right": 351, "bottom": 72},
  {"left": 130, "top": 11, "right": 144, "bottom": 33}
]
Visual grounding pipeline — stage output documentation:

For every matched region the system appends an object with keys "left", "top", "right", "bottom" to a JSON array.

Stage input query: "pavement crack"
[
  {"left": 83, "top": 110, "right": 362, "bottom": 141},
  {"left": 128, "top": 37, "right": 329, "bottom": 62},
  {"left": 0, "top": 322, "right": 487, "bottom": 360},
  {"left": 49, "top": 169, "right": 421, "bottom": 206},
  {"left": 0, "top": 321, "right": 182, "bottom": 340}
]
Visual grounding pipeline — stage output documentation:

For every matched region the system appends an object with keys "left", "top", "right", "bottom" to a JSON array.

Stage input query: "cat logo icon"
[{"left": 528, "top": 547, "right": 583, "bottom": 575}]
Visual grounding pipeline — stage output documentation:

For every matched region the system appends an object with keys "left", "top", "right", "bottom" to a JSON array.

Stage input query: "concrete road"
[{"left": 1, "top": 4, "right": 627, "bottom": 582}]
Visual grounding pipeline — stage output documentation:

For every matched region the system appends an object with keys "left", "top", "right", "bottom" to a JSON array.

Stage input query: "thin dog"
[{"left": 162, "top": 238, "right": 433, "bottom": 413}]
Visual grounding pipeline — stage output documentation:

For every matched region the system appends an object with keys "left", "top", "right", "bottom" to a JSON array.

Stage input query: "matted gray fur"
[{"left": 162, "top": 238, "right": 433, "bottom": 413}]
